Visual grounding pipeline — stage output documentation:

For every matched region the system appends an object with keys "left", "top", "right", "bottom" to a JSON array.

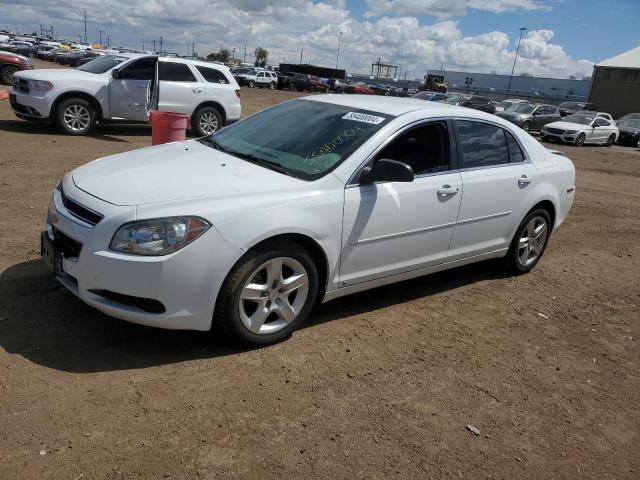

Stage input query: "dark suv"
[
  {"left": 443, "top": 94, "right": 496, "bottom": 114},
  {"left": 558, "top": 101, "right": 599, "bottom": 117},
  {"left": 279, "top": 73, "right": 326, "bottom": 92}
]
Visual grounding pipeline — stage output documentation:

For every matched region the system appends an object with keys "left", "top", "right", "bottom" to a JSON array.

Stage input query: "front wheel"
[
  {"left": 522, "top": 121, "right": 531, "bottom": 133},
  {"left": 193, "top": 106, "right": 222, "bottom": 136},
  {"left": 575, "top": 133, "right": 586, "bottom": 147},
  {"left": 55, "top": 98, "right": 96, "bottom": 135},
  {"left": 248, "top": 80, "right": 255, "bottom": 88},
  {"left": 1, "top": 65, "right": 19, "bottom": 85},
  {"left": 214, "top": 240, "right": 319, "bottom": 346},
  {"left": 269, "top": 82, "right": 275, "bottom": 90},
  {"left": 289, "top": 83, "right": 297, "bottom": 92},
  {"left": 605, "top": 134, "right": 615, "bottom": 147},
  {"left": 505, "top": 208, "right": 551, "bottom": 274}
]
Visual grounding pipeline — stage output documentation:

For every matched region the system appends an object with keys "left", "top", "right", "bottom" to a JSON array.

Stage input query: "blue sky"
[{"left": 1, "top": 0, "right": 638, "bottom": 78}]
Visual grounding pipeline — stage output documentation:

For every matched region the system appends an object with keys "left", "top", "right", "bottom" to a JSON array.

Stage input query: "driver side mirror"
[
  {"left": 359, "top": 159, "right": 414, "bottom": 184},
  {"left": 111, "top": 69, "right": 120, "bottom": 79}
]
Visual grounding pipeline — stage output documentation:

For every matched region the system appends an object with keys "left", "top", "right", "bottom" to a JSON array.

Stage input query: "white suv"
[{"left": 9, "top": 54, "right": 241, "bottom": 136}]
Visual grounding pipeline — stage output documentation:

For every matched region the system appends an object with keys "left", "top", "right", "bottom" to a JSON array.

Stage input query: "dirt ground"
[{"left": 1, "top": 60, "right": 639, "bottom": 479}]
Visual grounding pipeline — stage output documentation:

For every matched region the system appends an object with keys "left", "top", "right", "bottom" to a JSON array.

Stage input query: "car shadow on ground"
[
  {"left": 0, "top": 118, "right": 193, "bottom": 142},
  {"left": 0, "top": 258, "right": 509, "bottom": 374}
]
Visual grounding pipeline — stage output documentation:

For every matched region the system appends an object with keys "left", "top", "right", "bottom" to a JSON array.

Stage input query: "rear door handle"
[
  {"left": 518, "top": 175, "right": 533, "bottom": 186},
  {"left": 192, "top": 88, "right": 203, "bottom": 93},
  {"left": 437, "top": 185, "right": 459, "bottom": 196}
]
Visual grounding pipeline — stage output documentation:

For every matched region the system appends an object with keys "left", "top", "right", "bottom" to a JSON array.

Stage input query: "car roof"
[
  {"left": 306, "top": 94, "right": 473, "bottom": 117},
  {"left": 117, "top": 53, "right": 231, "bottom": 71}
]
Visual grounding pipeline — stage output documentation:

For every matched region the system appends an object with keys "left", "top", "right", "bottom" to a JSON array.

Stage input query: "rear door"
[
  {"left": 109, "top": 56, "right": 157, "bottom": 120},
  {"left": 157, "top": 60, "right": 203, "bottom": 115},
  {"left": 448, "top": 119, "right": 537, "bottom": 259}
]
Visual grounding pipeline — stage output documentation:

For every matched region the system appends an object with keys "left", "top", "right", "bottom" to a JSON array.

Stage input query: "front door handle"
[
  {"left": 518, "top": 175, "right": 533, "bottom": 187},
  {"left": 192, "top": 88, "right": 203, "bottom": 93},
  {"left": 437, "top": 185, "right": 459, "bottom": 196}
]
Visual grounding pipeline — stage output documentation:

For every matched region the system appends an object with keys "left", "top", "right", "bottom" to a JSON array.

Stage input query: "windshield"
[
  {"left": 444, "top": 94, "right": 468, "bottom": 104},
  {"left": 506, "top": 104, "right": 535, "bottom": 113},
  {"left": 77, "top": 54, "right": 127, "bottom": 73},
  {"left": 564, "top": 114, "right": 594, "bottom": 125},
  {"left": 559, "top": 102, "right": 584, "bottom": 109},
  {"left": 199, "top": 99, "right": 392, "bottom": 180}
]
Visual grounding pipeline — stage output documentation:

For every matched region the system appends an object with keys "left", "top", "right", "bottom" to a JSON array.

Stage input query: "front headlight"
[
  {"left": 565, "top": 130, "right": 578, "bottom": 134},
  {"left": 110, "top": 217, "right": 210, "bottom": 256},
  {"left": 28, "top": 79, "right": 53, "bottom": 91}
]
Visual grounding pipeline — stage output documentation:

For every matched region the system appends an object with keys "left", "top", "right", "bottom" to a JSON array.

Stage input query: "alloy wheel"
[
  {"left": 63, "top": 104, "right": 91, "bottom": 132},
  {"left": 199, "top": 112, "right": 219, "bottom": 135},
  {"left": 238, "top": 257, "right": 309, "bottom": 335},
  {"left": 522, "top": 122, "right": 531, "bottom": 133},
  {"left": 517, "top": 216, "right": 548, "bottom": 267},
  {"left": 2, "top": 66, "right": 18, "bottom": 84},
  {"left": 575, "top": 134, "right": 585, "bottom": 147}
]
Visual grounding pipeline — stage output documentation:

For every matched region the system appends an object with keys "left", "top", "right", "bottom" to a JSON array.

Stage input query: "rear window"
[
  {"left": 196, "top": 66, "right": 229, "bottom": 84},
  {"left": 159, "top": 62, "right": 196, "bottom": 82}
]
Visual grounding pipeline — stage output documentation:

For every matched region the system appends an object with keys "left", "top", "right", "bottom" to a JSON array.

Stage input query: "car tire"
[
  {"left": 248, "top": 80, "right": 255, "bottom": 88},
  {"left": 192, "top": 105, "right": 222, "bottom": 137},
  {"left": 213, "top": 239, "right": 319, "bottom": 346},
  {"left": 575, "top": 133, "right": 586, "bottom": 147},
  {"left": 1, "top": 65, "right": 19, "bottom": 85},
  {"left": 605, "top": 134, "right": 615, "bottom": 147},
  {"left": 504, "top": 208, "right": 551, "bottom": 275},
  {"left": 309, "top": 85, "right": 316, "bottom": 93},
  {"left": 289, "top": 83, "right": 297, "bottom": 92},
  {"left": 522, "top": 121, "right": 531, "bottom": 133},
  {"left": 269, "top": 82, "right": 276, "bottom": 90},
  {"left": 55, "top": 98, "right": 96, "bottom": 136}
]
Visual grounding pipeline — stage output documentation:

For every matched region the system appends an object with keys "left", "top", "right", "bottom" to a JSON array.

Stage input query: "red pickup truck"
[{"left": 0, "top": 50, "right": 32, "bottom": 85}]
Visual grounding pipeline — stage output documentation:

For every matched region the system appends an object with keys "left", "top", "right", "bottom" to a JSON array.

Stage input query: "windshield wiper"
[{"left": 204, "top": 138, "right": 293, "bottom": 177}]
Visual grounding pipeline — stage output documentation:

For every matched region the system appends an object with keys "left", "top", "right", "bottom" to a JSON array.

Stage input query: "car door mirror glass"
[
  {"left": 112, "top": 69, "right": 120, "bottom": 79},
  {"left": 359, "top": 159, "right": 414, "bottom": 184}
]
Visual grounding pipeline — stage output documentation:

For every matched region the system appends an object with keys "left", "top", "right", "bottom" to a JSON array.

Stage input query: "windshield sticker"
[{"left": 342, "top": 112, "right": 386, "bottom": 125}]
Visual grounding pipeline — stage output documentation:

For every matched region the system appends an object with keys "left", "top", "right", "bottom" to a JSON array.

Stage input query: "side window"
[
  {"left": 594, "top": 118, "right": 610, "bottom": 127},
  {"left": 505, "top": 131, "right": 526, "bottom": 163},
  {"left": 375, "top": 121, "right": 451, "bottom": 176},
  {"left": 159, "top": 62, "right": 196, "bottom": 82},
  {"left": 456, "top": 121, "right": 509, "bottom": 168},
  {"left": 118, "top": 57, "right": 156, "bottom": 80},
  {"left": 196, "top": 66, "right": 229, "bottom": 84}
]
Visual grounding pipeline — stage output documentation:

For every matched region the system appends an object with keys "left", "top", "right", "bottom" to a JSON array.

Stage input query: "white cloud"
[
  {"left": 0, "top": 0, "right": 592, "bottom": 79},
  {"left": 364, "top": 0, "right": 549, "bottom": 17}
]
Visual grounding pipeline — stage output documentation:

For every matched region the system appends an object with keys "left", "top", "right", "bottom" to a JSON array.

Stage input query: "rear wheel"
[
  {"left": 289, "top": 83, "right": 297, "bottom": 92},
  {"left": 575, "top": 133, "right": 586, "bottom": 147},
  {"left": 1, "top": 65, "right": 19, "bottom": 85},
  {"left": 55, "top": 98, "right": 96, "bottom": 135},
  {"left": 193, "top": 105, "right": 222, "bottom": 137},
  {"left": 269, "top": 82, "right": 276, "bottom": 90},
  {"left": 248, "top": 80, "right": 255, "bottom": 88},
  {"left": 505, "top": 208, "right": 551, "bottom": 274},
  {"left": 522, "top": 121, "right": 531, "bottom": 133},
  {"left": 214, "top": 240, "right": 319, "bottom": 346},
  {"left": 605, "top": 134, "right": 615, "bottom": 147}
]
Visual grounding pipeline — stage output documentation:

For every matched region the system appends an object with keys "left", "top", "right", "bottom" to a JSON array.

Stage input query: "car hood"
[
  {"left": 543, "top": 121, "right": 586, "bottom": 130},
  {"left": 72, "top": 140, "right": 307, "bottom": 206},
  {"left": 15, "top": 68, "right": 95, "bottom": 81},
  {"left": 618, "top": 125, "right": 640, "bottom": 135},
  {"left": 495, "top": 111, "right": 529, "bottom": 120}
]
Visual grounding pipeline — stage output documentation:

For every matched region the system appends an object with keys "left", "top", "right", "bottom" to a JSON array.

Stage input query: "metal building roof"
[{"left": 598, "top": 46, "right": 640, "bottom": 69}]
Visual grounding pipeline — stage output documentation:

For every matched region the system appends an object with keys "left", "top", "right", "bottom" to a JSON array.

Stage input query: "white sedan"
[
  {"left": 42, "top": 95, "right": 575, "bottom": 345},
  {"left": 540, "top": 113, "right": 619, "bottom": 146}
]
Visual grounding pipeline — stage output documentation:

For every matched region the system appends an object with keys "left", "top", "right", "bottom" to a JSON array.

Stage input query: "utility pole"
[
  {"left": 507, "top": 27, "right": 527, "bottom": 93},
  {"left": 299, "top": 47, "right": 303, "bottom": 64},
  {"left": 335, "top": 31, "right": 342, "bottom": 70},
  {"left": 231, "top": 47, "right": 236, "bottom": 61},
  {"left": 83, "top": 8, "right": 87, "bottom": 43},
  {"left": 142, "top": 34, "right": 145, "bottom": 51},
  {"left": 243, "top": 44, "right": 246, "bottom": 63},
  {"left": 153, "top": 39, "right": 156, "bottom": 52},
  {"left": 160, "top": 36, "right": 163, "bottom": 53},
  {"left": 192, "top": 42, "right": 195, "bottom": 56},
  {"left": 99, "top": 30, "right": 102, "bottom": 45},
  {"left": 107, "top": 35, "right": 110, "bottom": 47}
]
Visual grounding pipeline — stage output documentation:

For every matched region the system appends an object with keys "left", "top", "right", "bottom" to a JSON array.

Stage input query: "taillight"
[{"left": 235, "top": 89, "right": 241, "bottom": 98}]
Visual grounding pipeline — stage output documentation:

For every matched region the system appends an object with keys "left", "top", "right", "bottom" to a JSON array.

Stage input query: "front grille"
[
  {"left": 14, "top": 77, "right": 29, "bottom": 93},
  {"left": 59, "top": 187, "right": 104, "bottom": 226},
  {"left": 618, "top": 132, "right": 639, "bottom": 144},
  {"left": 53, "top": 228, "right": 83, "bottom": 258},
  {"left": 547, "top": 127, "right": 565, "bottom": 134}
]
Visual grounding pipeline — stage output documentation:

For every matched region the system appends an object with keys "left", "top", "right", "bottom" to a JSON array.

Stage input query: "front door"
[
  {"left": 157, "top": 60, "right": 203, "bottom": 115},
  {"left": 448, "top": 120, "right": 537, "bottom": 259},
  {"left": 108, "top": 57, "right": 157, "bottom": 121},
  {"left": 340, "top": 120, "right": 462, "bottom": 285}
]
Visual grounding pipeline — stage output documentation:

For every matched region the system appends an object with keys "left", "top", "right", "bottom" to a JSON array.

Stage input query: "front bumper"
[
  {"left": 540, "top": 131, "right": 578, "bottom": 143},
  {"left": 42, "top": 176, "right": 241, "bottom": 331},
  {"left": 10, "top": 87, "right": 53, "bottom": 119}
]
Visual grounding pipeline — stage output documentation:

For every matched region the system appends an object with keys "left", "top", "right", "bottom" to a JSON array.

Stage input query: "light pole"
[
  {"left": 335, "top": 31, "right": 342, "bottom": 71},
  {"left": 507, "top": 27, "right": 527, "bottom": 93}
]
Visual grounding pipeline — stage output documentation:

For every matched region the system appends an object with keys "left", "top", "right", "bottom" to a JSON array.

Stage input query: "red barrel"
[{"left": 149, "top": 111, "right": 189, "bottom": 145}]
